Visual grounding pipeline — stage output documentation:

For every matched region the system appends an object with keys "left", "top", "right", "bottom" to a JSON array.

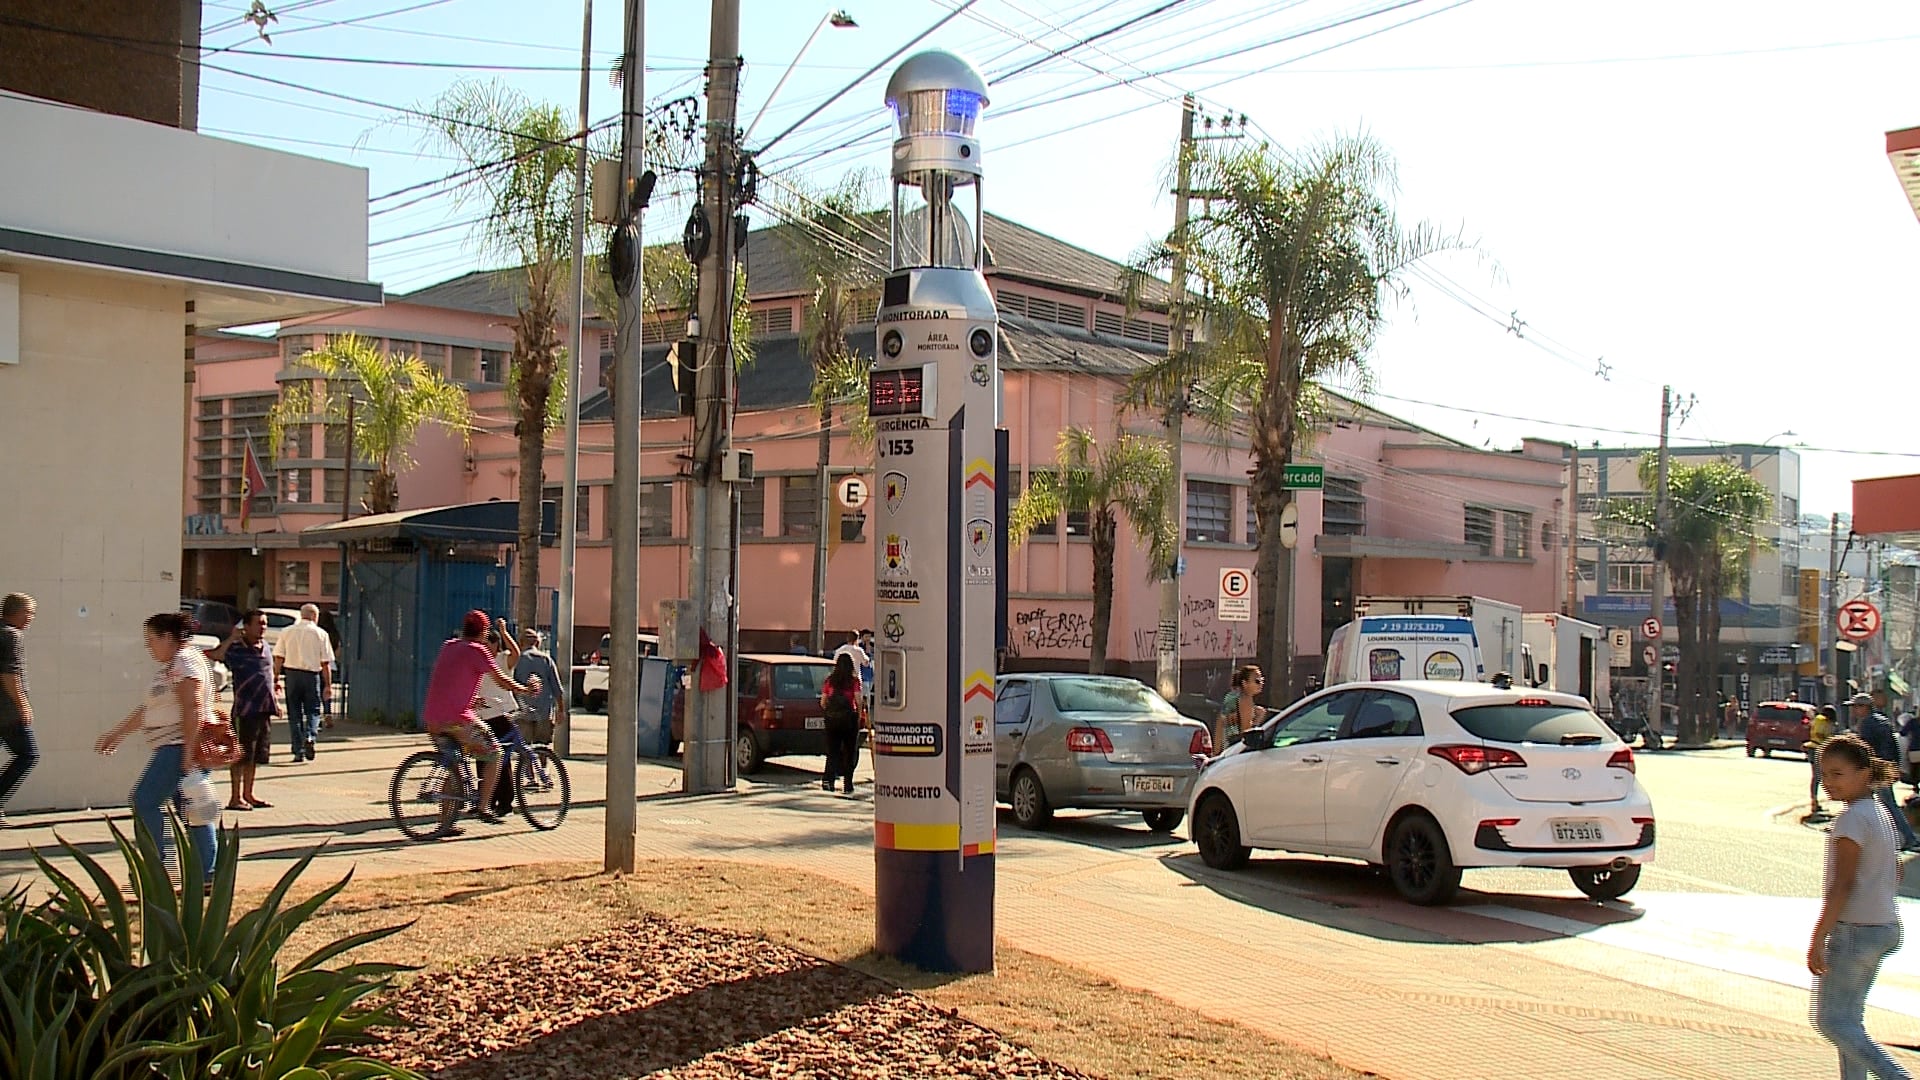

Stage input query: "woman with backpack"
[{"left": 820, "top": 653, "right": 865, "bottom": 794}]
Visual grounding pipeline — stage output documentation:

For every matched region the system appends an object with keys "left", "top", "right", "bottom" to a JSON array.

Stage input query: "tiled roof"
[{"left": 401, "top": 211, "right": 1168, "bottom": 319}]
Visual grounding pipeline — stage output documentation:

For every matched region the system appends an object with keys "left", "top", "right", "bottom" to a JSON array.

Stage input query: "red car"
[
  {"left": 671, "top": 653, "right": 836, "bottom": 774},
  {"left": 1746, "top": 701, "right": 1815, "bottom": 758}
]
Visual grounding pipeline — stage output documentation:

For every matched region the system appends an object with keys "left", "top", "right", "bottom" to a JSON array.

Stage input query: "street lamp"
[
  {"left": 742, "top": 10, "right": 858, "bottom": 144},
  {"left": 1761, "top": 429, "right": 1798, "bottom": 447}
]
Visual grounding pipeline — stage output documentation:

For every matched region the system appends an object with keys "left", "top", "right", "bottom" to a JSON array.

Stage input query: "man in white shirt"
[{"left": 273, "top": 603, "right": 335, "bottom": 761}]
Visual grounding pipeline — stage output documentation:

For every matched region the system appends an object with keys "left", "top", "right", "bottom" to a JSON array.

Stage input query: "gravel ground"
[{"left": 377, "top": 916, "right": 1098, "bottom": 1079}]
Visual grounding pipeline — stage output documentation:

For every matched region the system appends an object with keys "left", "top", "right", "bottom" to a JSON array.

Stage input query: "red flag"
[{"left": 240, "top": 439, "right": 270, "bottom": 532}]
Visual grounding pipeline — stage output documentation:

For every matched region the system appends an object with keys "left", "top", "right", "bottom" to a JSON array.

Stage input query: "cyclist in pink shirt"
[{"left": 423, "top": 611, "right": 540, "bottom": 833}]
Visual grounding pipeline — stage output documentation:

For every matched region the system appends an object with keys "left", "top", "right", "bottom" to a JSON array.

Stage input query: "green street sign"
[{"left": 1282, "top": 464, "right": 1324, "bottom": 490}]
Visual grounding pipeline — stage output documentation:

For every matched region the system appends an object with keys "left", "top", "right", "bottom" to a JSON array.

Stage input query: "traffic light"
[{"left": 669, "top": 340, "right": 696, "bottom": 416}]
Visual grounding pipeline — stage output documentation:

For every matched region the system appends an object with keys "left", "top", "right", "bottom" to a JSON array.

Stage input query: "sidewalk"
[{"left": 1, "top": 718, "right": 1910, "bottom": 1080}]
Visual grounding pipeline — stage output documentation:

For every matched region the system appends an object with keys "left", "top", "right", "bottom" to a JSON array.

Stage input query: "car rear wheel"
[
  {"left": 1762, "top": 748, "right": 1772, "bottom": 758},
  {"left": 1194, "top": 794, "right": 1250, "bottom": 870},
  {"left": 1386, "top": 814, "right": 1460, "bottom": 906},
  {"left": 1143, "top": 808, "right": 1184, "bottom": 833},
  {"left": 1569, "top": 863, "right": 1641, "bottom": 901},
  {"left": 735, "top": 730, "right": 764, "bottom": 775},
  {"left": 1010, "top": 768, "right": 1052, "bottom": 830}
]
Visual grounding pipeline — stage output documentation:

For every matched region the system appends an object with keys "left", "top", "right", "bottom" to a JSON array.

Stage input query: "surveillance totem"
[{"left": 868, "top": 50, "right": 999, "bottom": 974}]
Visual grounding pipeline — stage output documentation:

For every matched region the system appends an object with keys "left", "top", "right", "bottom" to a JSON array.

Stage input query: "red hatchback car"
[
  {"left": 671, "top": 653, "right": 836, "bottom": 774},
  {"left": 1746, "top": 701, "right": 1815, "bottom": 758}
]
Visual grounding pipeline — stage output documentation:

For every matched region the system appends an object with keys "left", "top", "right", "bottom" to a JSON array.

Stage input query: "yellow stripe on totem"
[{"left": 886, "top": 822, "right": 962, "bottom": 851}]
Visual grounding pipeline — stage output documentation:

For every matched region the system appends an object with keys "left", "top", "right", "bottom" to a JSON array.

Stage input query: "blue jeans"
[
  {"left": 0, "top": 722, "right": 39, "bottom": 809},
  {"left": 1816, "top": 922, "right": 1914, "bottom": 1079},
  {"left": 285, "top": 670, "right": 322, "bottom": 755},
  {"left": 1877, "top": 786, "right": 1918, "bottom": 849},
  {"left": 131, "top": 743, "right": 218, "bottom": 880}
]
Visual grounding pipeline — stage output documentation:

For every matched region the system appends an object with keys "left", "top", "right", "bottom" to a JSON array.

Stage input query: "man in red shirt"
[{"left": 422, "top": 611, "right": 541, "bottom": 834}]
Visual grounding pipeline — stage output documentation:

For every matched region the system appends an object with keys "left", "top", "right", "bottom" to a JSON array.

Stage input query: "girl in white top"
[
  {"left": 96, "top": 612, "right": 222, "bottom": 883},
  {"left": 1809, "top": 732, "right": 1913, "bottom": 1079}
]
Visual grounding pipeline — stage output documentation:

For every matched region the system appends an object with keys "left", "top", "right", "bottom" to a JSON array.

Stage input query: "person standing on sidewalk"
[
  {"left": 513, "top": 628, "right": 562, "bottom": 745},
  {"left": 0, "top": 593, "right": 40, "bottom": 826},
  {"left": 273, "top": 603, "right": 333, "bottom": 761},
  {"left": 1808, "top": 732, "right": 1914, "bottom": 1080},
  {"left": 216, "top": 610, "right": 280, "bottom": 810},
  {"left": 1811, "top": 704, "right": 1839, "bottom": 816},
  {"left": 1852, "top": 693, "right": 1919, "bottom": 851}
]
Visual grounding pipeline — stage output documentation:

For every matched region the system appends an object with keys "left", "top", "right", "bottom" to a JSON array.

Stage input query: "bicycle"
[{"left": 388, "top": 714, "right": 571, "bottom": 840}]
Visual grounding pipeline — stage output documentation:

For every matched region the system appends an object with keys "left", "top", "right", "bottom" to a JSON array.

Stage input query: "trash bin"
[{"left": 637, "top": 657, "right": 678, "bottom": 758}]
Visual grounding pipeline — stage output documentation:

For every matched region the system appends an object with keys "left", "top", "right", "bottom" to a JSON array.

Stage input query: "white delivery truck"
[
  {"left": 1323, "top": 595, "right": 1525, "bottom": 687},
  {"left": 1521, "top": 613, "right": 1611, "bottom": 715}
]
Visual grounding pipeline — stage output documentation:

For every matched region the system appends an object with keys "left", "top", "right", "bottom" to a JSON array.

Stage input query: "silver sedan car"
[{"left": 995, "top": 674, "right": 1213, "bottom": 833}]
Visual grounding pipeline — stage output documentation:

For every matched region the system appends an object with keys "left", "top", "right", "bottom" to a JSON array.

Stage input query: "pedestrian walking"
[
  {"left": 1217, "top": 665, "right": 1268, "bottom": 750},
  {"left": 0, "top": 592, "right": 40, "bottom": 826},
  {"left": 1811, "top": 704, "right": 1838, "bottom": 816},
  {"left": 1808, "top": 732, "right": 1914, "bottom": 1080},
  {"left": 93, "top": 612, "right": 222, "bottom": 884},
  {"left": 216, "top": 610, "right": 280, "bottom": 810},
  {"left": 1850, "top": 693, "right": 1919, "bottom": 852},
  {"left": 513, "top": 628, "right": 562, "bottom": 745},
  {"left": 819, "top": 652, "right": 864, "bottom": 794},
  {"left": 273, "top": 603, "right": 334, "bottom": 761}
]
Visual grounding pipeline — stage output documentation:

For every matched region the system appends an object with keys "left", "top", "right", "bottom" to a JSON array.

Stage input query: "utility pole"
[
  {"left": 1154, "top": 96, "right": 1196, "bottom": 703},
  {"left": 604, "top": 0, "right": 645, "bottom": 874},
  {"left": 1828, "top": 512, "right": 1842, "bottom": 705},
  {"left": 1648, "top": 385, "right": 1671, "bottom": 740},
  {"left": 556, "top": 0, "right": 594, "bottom": 760},
  {"left": 685, "top": 0, "right": 741, "bottom": 795}
]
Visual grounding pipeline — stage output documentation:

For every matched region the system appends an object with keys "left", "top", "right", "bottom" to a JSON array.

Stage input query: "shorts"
[
  {"left": 431, "top": 720, "right": 501, "bottom": 763},
  {"left": 235, "top": 711, "right": 273, "bottom": 765}
]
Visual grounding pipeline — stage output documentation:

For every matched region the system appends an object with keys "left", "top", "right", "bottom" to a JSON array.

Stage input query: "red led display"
[{"left": 868, "top": 368, "right": 925, "bottom": 416}]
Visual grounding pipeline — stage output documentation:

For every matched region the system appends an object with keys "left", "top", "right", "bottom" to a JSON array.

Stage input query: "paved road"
[{"left": 4, "top": 715, "right": 1916, "bottom": 1079}]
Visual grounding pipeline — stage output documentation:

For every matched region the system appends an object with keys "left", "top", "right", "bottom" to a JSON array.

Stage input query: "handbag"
[
  {"left": 194, "top": 709, "right": 244, "bottom": 769},
  {"left": 178, "top": 770, "right": 223, "bottom": 826}
]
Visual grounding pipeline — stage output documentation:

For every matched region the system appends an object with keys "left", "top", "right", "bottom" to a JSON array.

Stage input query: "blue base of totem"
[{"left": 875, "top": 847, "right": 995, "bottom": 973}]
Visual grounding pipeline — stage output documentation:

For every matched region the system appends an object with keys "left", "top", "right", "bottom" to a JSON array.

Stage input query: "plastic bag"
[{"left": 179, "top": 771, "right": 222, "bottom": 827}]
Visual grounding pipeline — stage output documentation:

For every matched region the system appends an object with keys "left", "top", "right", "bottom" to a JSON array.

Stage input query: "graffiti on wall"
[
  {"left": 999, "top": 597, "right": 1253, "bottom": 661},
  {"left": 1128, "top": 596, "right": 1254, "bottom": 661},
  {"left": 1005, "top": 606, "right": 1094, "bottom": 658}
]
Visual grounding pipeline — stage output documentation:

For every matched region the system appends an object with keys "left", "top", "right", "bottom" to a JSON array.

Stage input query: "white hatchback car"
[{"left": 1187, "top": 681, "right": 1654, "bottom": 905}]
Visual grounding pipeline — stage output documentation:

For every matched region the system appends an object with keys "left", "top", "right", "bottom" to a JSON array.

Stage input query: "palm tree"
[
  {"left": 1123, "top": 134, "right": 1467, "bottom": 695},
  {"left": 266, "top": 334, "right": 474, "bottom": 515},
  {"left": 785, "top": 173, "right": 883, "bottom": 651},
  {"left": 1009, "top": 428, "right": 1175, "bottom": 674},
  {"left": 1607, "top": 456, "right": 1769, "bottom": 745},
  {"left": 417, "top": 79, "right": 580, "bottom": 634}
]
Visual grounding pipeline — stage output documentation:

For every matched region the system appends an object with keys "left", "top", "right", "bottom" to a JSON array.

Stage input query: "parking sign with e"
[{"left": 1218, "top": 568, "right": 1252, "bottom": 622}]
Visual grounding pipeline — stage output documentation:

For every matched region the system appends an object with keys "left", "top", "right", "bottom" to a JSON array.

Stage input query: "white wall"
[
  {"left": 0, "top": 94, "right": 368, "bottom": 283},
  {"left": 0, "top": 264, "right": 186, "bottom": 810}
]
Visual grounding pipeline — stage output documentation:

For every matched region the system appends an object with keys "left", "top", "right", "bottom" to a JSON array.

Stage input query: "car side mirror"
[{"left": 1240, "top": 727, "right": 1274, "bottom": 752}]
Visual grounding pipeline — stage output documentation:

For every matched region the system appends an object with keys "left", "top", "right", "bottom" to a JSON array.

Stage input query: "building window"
[
  {"left": 1324, "top": 476, "right": 1364, "bottom": 537},
  {"left": 324, "top": 468, "right": 367, "bottom": 508},
  {"left": 739, "top": 477, "right": 766, "bottom": 538},
  {"left": 1503, "top": 511, "right": 1532, "bottom": 559},
  {"left": 449, "top": 346, "right": 478, "bottom": 381},
  {"left": 544, "top": 484, "right": 590, "bottom": 536},
  {"left": 1576, "top": 492, "right": 1602, "bottom": 514},
  {"left": 1064, "top": 506, "right": 1090, "bottom": 537},
  {"left": 639, "top": 482, "right": 673, "bottom": 538},
  {"left": 320, "top": 560, "right": 341, "bottom": 598},
  {"left": 641, "top": 318, "right": 676, "bottom": 345},
  {"left": 414, "top": 342, "right": 447, "bottom": 372},
  {"left": 749, "top": 305, "right": 796, "bottom": 336},
  {"left": 480, "top": 349, "right": 509, "bottom": 384},
  {"left": 1187, "top": 480, "right": 1233, "bottom": 543},
  {"left": 199, "top": 397, "right": 224, "bottom": 418},
  {"left": 280, "top": 424, "right": 312, "bottom": 461},
  {"left": 997, "top": 290, "right": 1087, "bottom": 331},
  {"left": 1009, "top": 473, "right": 1054, "bottom": 537},
  {"left": 1576, "top": 557, "right": 1598, "bottom": 583},
  {"left": 782, "top": 474, "right": 819, "bottom": 537},
  {"left": 1092, "top": 310, "right": 1170, "bottom": 346},
  {"left": 280, "top": 469, "right": 308, "bottom": 504},
  {"left": 1607, "top": 561, "right": 1654, "bottom": 594},
  {"left": 1465, "top": 506, "right": 1495, "bottom": 556},
  {"left": 853, "top": 295, "right": 880, "bottom": 324},
  {"left": 280, "top": 335, "right": 323, "bottom": 363},
  {"left": 280, "top": 561, "right": 311, "bottom": 596}
]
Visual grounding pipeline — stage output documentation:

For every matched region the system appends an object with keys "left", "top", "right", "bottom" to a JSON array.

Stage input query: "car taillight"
[
  {"left": 1428, "top": 744, "right": 1527, "bottom": 774},
  {"left": 1607, "top": 748, "right": 1635, "bottom": 773},
  {"left": 1189, "top": 728, "right": 1214, "bottom": 756},
  {"left": 1067, "top": 727, "right": 1113, "bottom": 754}
]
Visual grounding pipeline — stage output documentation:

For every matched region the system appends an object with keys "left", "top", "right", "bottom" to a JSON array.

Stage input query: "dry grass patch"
[{"left": 273, "top": 860, "right": 1372, "bottom": 1080}]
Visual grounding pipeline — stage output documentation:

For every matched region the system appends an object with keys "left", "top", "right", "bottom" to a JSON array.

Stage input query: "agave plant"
[{"left": 0, "top": 817, "right": 423, "bottom": 1080}]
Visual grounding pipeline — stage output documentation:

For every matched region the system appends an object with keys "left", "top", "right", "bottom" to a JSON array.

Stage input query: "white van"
[{"left": 1324, "top": 614, "right": 1483, "bottom": 687}]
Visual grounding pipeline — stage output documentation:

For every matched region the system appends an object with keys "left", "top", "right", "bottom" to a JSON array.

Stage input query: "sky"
[{"left": 190, "top": 0, "right": 1920, "bottom": 515}]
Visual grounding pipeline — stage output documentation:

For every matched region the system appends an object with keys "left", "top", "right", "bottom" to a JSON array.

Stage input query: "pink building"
[{"left": 183, "top": 214, "right": 1571, "bottom": 694}]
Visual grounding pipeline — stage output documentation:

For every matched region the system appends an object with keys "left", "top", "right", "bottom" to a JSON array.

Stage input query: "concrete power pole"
[
  {"left": 604, "top": 0, "right": 645, "bottom": 874},
  {"left": 1154, "top": 95, "right": 1196, "bottom": 703},
  {"left": 1647, "top": 385, "right": 1671, "bottom": 741},
  {"left": 685, "top": 0, "right": 742, "bottom": 795},
  {"left": 1828, "top": 512, "right": 1843, "bottom": 704},
  {"left": 556, "top": 0, "right": 594, "bottom": 760}
]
